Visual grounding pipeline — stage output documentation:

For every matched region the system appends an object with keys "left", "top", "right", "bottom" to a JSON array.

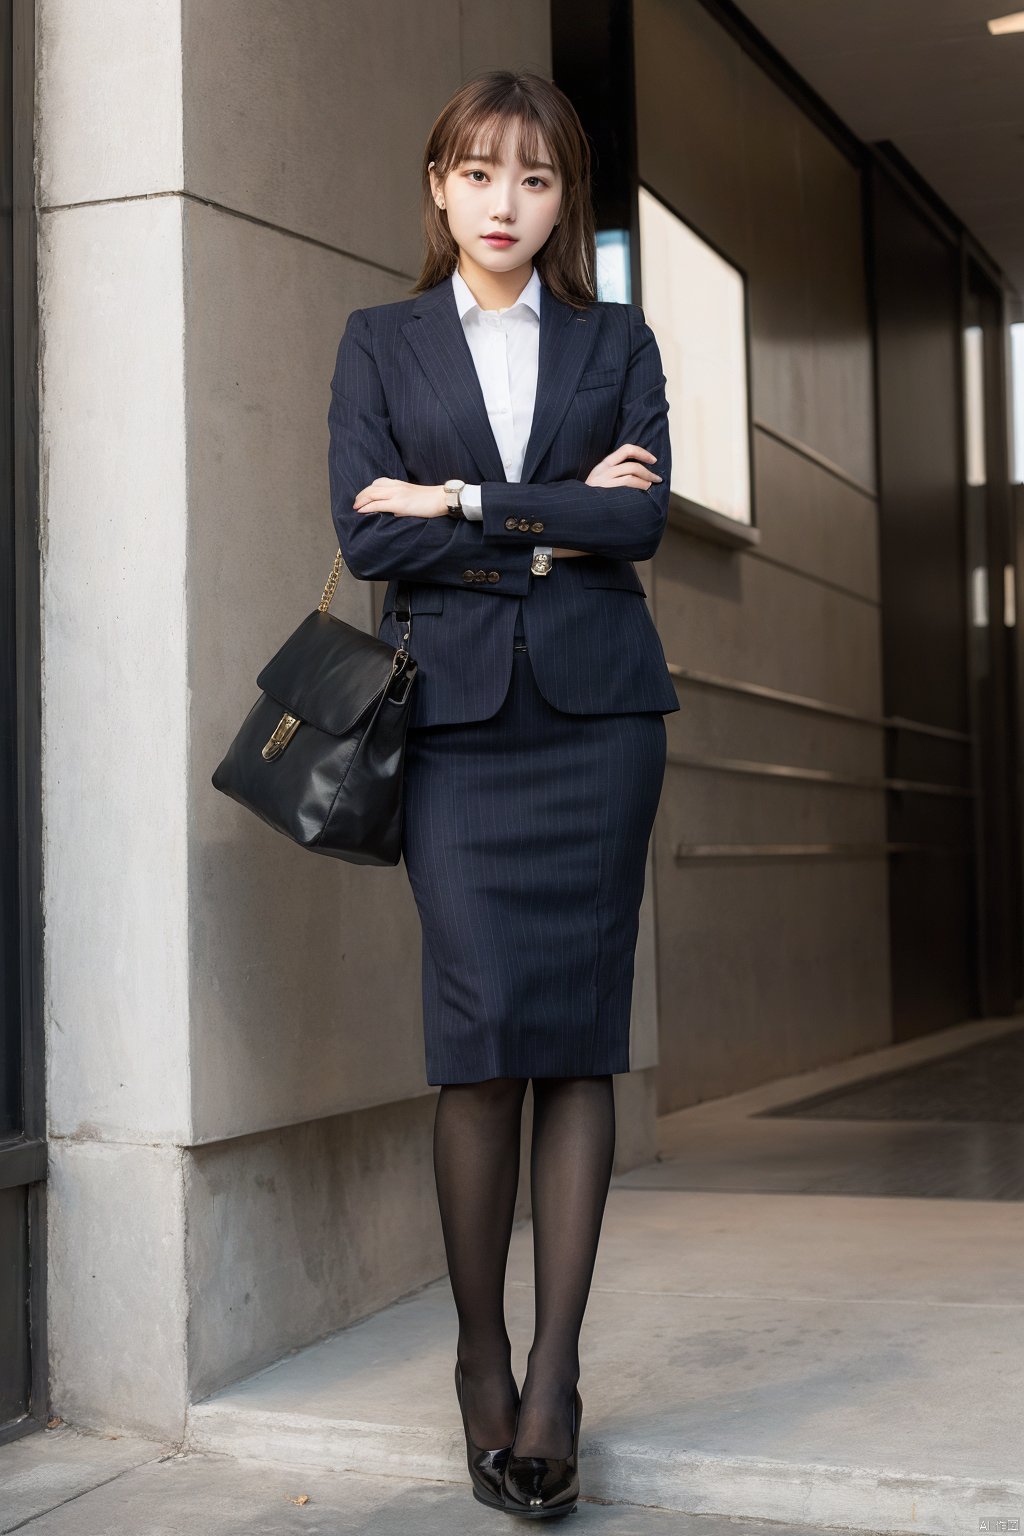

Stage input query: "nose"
[{"left": 490, "top": 187, "right": 517, "bottom": 220}]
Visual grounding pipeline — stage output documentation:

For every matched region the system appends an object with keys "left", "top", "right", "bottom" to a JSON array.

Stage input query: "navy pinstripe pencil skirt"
[{"left": 400, "top": 599, "right": 668, "bottom": 1086}]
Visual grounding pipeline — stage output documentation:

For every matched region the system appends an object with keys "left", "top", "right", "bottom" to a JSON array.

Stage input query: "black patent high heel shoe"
[
  {"left": 454, "top": 1359, "right": 519, "bottom": 1511},
  {"left": 501, "top": 1386, "right": 582, "bottom": 1519}
]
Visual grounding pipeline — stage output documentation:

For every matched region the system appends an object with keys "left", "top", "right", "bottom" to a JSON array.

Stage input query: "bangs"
[{"left": 444, "top": 109, "right": 558, "bottom": 178}]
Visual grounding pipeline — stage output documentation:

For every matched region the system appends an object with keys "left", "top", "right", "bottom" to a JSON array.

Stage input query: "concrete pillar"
[{"left": 37, "top": 0, "right": 658, "bottom": 1438}]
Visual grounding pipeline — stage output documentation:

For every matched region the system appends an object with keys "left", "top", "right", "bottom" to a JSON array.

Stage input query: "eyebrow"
[{"left": 461, "top": 151, "right": 557, "bottom": 174}]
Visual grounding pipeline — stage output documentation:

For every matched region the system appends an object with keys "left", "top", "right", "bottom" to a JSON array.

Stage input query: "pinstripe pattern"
[
  {"left": 327, "top": 271, "right": 681, "bottom": 727},
  {"left": 403, "top": 603, "right": 667, "bottom": 1084},
  {"left": 327, "top": 270, "right": 675, "bottom": 1082}
]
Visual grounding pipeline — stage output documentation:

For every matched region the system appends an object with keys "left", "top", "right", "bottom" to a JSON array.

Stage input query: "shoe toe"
[
  {"left": 472, "top": 1444, "right": 510, "bottom": 1497},
  {"left": 502, "top": 1452, "right": 578, "bottom": 1512}
]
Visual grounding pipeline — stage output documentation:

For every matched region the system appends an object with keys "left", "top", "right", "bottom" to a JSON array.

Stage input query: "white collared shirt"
[{"left": 450, "top": 264, "right": 552, "bottom": 566}]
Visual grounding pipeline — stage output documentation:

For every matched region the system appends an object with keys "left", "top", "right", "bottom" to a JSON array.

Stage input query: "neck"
[{"left": 455, "top": 256, "right": 534, "bottom": 312}]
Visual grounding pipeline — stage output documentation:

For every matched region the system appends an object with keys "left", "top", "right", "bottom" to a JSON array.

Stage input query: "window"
[{"left": 638, "top": 186, "right": 753, "bottom": 529}]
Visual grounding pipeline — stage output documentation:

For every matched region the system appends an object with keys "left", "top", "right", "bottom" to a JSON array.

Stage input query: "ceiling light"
[{"left": 987, "top": 11, "right": 1024, "bottom": 33}]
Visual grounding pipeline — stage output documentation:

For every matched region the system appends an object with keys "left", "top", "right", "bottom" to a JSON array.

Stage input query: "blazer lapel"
[
  {"left": 401, "top": 273, "right": 600, "bottom": 486},
  {"left": 519, "top": 281, "right": 599, "bottom": 485}
]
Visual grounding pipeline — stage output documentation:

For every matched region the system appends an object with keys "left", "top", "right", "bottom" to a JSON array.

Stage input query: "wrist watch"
[{"left": 444, "top": 478, "right": 467, "bottom": 518}]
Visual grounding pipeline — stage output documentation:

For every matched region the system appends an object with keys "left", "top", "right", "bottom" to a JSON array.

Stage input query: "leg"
[
  {"left": 433, "top": 1075, "right": 530, "bottom": 1448},
  {"left": 513, "top": 1073, "right": 616, "bottom": 1458}
]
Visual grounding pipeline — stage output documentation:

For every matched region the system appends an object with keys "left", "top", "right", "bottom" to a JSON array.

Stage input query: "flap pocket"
[
  {"left": 579, "top": 559, "right": 647, "bottom": 596},
  {"left": 381, "top": 580, "right": 445, "bottom": 615},
  {"left": 576, "top": 365, "right": 620, "bottom": 391}
]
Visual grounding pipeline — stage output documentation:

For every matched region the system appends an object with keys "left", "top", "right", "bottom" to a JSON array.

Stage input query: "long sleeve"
[
  {"left": 474, "top": 305, "right": 672, "bottom": 561},
  {"left": 327, "top": 308, "right": 538, "bottom": 594},
  {"left": 462, "top": 483, "right": 552, "bottom": 568}
]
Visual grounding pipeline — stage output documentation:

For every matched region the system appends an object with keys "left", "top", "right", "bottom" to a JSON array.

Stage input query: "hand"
[
  {"left": 353, "top": 479, "right": 447, "bottom": 517},
  {"left": 585, "top": 443, "right": 662, "bottom": 491}
]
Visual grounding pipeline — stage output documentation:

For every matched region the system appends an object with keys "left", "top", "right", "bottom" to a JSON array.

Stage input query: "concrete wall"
[
  {"left": 636, "top": 0, "right": 892, "bottom": 1113},
  {"left": 38, "top": 0, "right": 658, "bottom": 1439}
]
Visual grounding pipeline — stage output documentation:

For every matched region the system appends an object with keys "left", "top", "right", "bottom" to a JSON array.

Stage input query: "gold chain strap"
[
  {"left": 318, "top": 548, "right": 344, "bottom": 613},
  {"left": 317, "top": 546, "right": 411, "bottom": 659}
]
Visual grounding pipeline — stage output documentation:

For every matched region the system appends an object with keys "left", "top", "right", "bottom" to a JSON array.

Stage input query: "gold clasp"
[{"left": 262, "top": 711, "right": 302, "bottom": 760}]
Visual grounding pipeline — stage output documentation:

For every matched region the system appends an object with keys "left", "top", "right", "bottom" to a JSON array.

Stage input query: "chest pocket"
[
  {"left": 381, "top": 580, "right": 445, "bottom": 615},
  {"left": 579, "top": 559, "right": 646, "bottom": 596},
  {"left": 576, "top": 364, "right": 621, "bottom": 391}
]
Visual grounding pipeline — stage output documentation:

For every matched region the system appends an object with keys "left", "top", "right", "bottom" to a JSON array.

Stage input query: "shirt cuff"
[{"left": 460, "top": 483, "right": 483, "bottom": 519}]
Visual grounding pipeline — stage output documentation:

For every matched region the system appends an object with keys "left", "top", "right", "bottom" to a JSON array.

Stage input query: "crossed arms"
[{"left": 327, "top": 303, "right": 672, "bottom": 596}]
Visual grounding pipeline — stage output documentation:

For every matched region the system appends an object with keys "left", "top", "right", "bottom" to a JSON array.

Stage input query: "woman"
[{"left": 327, "top": 69, "right": 678, "bottom": 1518}]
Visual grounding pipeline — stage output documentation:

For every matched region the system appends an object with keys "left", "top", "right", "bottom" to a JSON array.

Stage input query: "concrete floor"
[
  {"left": 4, "top": 1016, "right": 1023, "bottom": 1535},
  {"left": 0, "top": 1424, "right": 868, "bottom": 1536}
]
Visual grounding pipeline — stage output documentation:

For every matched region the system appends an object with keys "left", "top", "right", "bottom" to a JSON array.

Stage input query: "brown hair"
[{"left": 411, "top": 70, "right": 597, "bottom": 311}]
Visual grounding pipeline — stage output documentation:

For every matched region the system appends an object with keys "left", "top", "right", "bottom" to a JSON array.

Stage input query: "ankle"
[
  {"left": 523, "top": 1347, "right": 579, "bottom": 1394},
  {"left": 456, "top": 1342, "right": 514, "bottom": 1378}
]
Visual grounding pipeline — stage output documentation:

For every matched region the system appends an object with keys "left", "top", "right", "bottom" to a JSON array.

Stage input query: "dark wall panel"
[
  {"left": 871, "top": 172, "right": 966, "bottom": 734},
  {"left": 655, "top": 535, "right": 883, "bottom": 722},
  {"left": 633, "top": 0, "right": 886, "bottom": 1113},
  {"left": 868, "top": 163, "right": 976, "bottom": 1037}
]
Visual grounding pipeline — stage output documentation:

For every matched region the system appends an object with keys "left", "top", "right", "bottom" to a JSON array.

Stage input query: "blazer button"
[
  {"left": 487, "top": 570, "right": 500, "bottom": 582},
  {"left": 475, "top": 569, "right": 486, "bottom": 581},
  {"left": 504, "top": 516, "right": 518, "bottom": 530},
  {"left": 531, "top": 521, "right": 544, "bottom": 533},
  {"left": 462, "top": 569, "right": 475, "bottom": 581},
  {"left": 517, "top": 518, "right": 530, "bottom": 532}
]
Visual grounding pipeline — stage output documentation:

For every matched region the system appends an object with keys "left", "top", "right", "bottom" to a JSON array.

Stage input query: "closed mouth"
[{"left": 482, "top": 234, "right": 517, "bottom": 243}]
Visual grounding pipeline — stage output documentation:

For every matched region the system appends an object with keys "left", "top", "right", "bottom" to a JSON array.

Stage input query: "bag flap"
[{"left": 256, "top": 609, "right": 403, "bottom": 736}]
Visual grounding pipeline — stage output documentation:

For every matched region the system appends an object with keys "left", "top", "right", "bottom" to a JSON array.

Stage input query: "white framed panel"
[{"left": 638, "top": 185, "right": 752, "bottom": 526}]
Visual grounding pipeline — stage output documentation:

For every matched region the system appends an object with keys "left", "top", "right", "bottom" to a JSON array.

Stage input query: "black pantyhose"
[
  {"left": 433, "top": 1077, "right": 528, "bottom": 1450},
  {"left": 432, "top": 1073, "right": 616, "bottom": 1460}
]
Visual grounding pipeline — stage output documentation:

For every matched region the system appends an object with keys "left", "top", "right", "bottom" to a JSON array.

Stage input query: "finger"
[
  {"left": 354, "top": 479, "right": 396, "bottom": 504},
  {"left": 602, "top": 467, "right": 662, "bottom": 486},
  {"left": 604, "top": 472, "right": 658, "bottom": 490}
]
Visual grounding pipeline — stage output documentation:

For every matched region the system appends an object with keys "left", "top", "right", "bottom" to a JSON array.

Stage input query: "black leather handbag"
[{"left": 211, "top": 550, "right": 417, "bottom": 865}]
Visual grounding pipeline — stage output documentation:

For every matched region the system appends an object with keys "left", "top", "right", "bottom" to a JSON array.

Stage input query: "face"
[{"left": 429, "top": 126, "right": 562, "bottom": 275}]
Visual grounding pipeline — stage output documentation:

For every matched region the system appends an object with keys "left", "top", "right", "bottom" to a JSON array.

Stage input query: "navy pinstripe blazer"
[{"left": 327, "top": 272, "right": 681, "bottom": 728}]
